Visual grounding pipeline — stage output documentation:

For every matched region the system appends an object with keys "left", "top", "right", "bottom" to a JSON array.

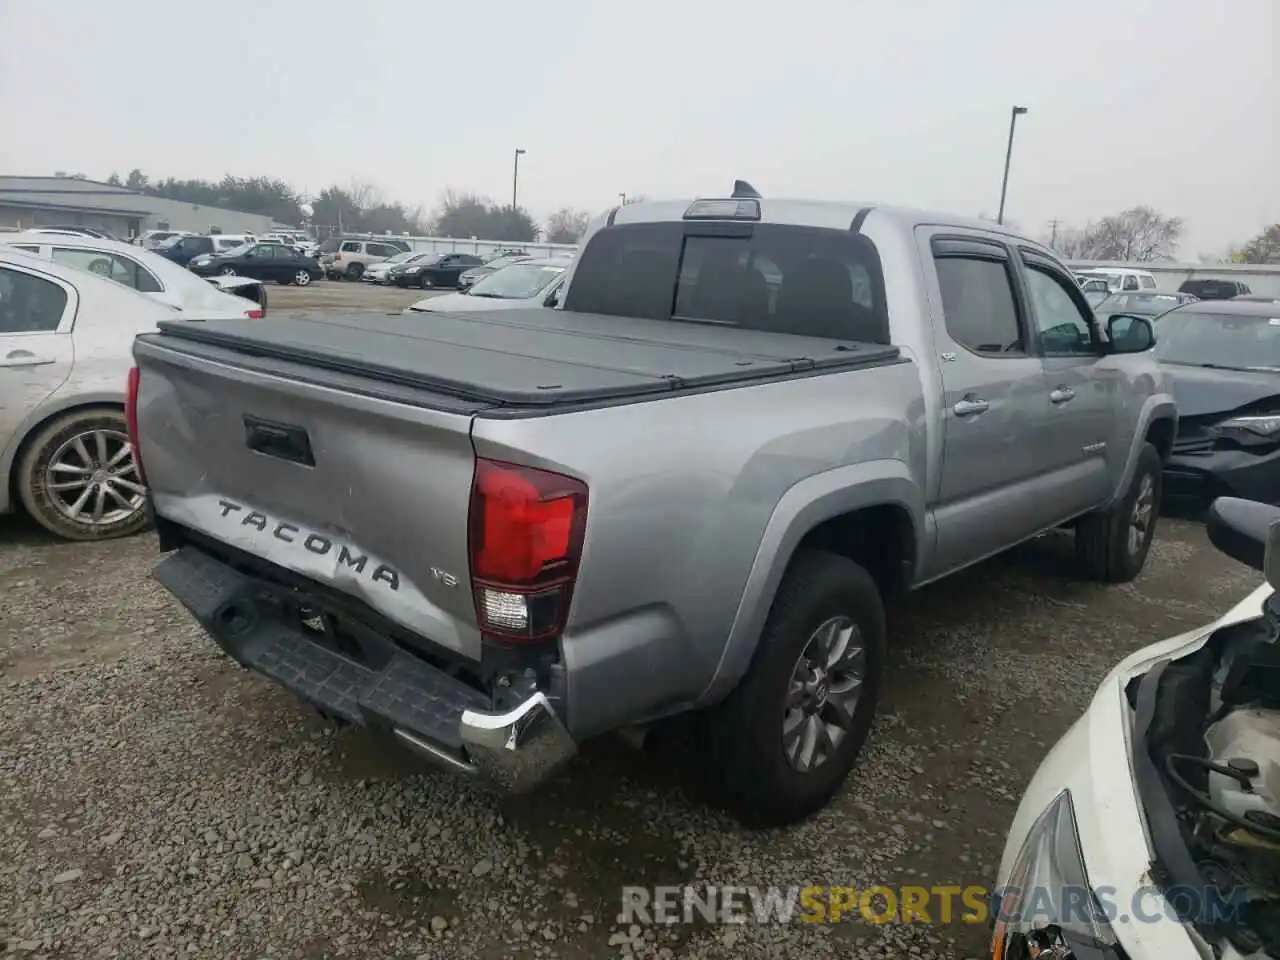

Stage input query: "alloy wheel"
[
  {"left": 782, "top": 615, "right": 865, "bottom": 773},
  {"left": 44, "top": 428, "right": 145, "bottom": 527}
]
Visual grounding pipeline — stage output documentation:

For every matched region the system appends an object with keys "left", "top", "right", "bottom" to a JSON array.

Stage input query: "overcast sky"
[{"left": 0, "top": 0, "right": 1275, "bottom": 256}]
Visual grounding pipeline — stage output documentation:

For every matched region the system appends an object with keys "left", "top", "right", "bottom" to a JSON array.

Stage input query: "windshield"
[
  {"left": 1154, "top": 311, "right": 1280, "bottom": 371},
  {"left": 317, "top": 238, "right": 342, "bottom": 253},
  {"left": 1094, "top": 293, "right": 1183, "bottom": 318},
  {"left": 220, "top": 242, "right": 254, "bottom": 257},
  {"left": 469, "top": 264, "right": 565, "bottom": 299},
  {"left": 385, "top": 251, "right": 417, "bottom": 264},
  {"left": 155, "top": 236, "right": 183, "bottom": 250}
]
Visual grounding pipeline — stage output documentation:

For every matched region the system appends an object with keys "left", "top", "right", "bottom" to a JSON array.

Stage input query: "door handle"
[
  {"left": 1049, "top": 386, "right": 1076, "bottom": 405},
  {"left": 953, "top": 397, "right": 990, "bottom": 417},
  {"left": 0, "top": 351, "right": 54, "bottom": 368}
]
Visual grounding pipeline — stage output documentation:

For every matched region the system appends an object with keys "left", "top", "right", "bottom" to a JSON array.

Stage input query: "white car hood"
[
  {"left": 997, "top": 580, "right": 1273, "bottom": 958},
  {"left": 407, "top": 291, "right": 548, "bottom": 313}
]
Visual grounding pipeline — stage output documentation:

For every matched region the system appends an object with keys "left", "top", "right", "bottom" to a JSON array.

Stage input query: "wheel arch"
[
  {"left": 696, "top": 460, "right": 924, "bottom": 707},
  {"left": 2, "top": 396, "right": 124, "bottom": 515}
]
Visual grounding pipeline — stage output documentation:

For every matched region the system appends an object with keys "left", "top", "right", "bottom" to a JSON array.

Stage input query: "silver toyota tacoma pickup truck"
[{"left": 129, "top": 185, "right": 1177, "bottom": 825}]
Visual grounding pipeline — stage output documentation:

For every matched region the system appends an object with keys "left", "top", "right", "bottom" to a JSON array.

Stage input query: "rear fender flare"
[{"left": 696, "top": 459, "right": 924, "bottom": 706}]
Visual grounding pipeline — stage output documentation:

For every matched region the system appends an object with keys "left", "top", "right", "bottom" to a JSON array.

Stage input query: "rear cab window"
[{"left": 563, "top": 221, "right": 889, "bottom": 343}]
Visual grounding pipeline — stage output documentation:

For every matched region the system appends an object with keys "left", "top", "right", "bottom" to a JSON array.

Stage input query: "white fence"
[
  {"left": 1066, "top": 260, "right": 1280, "bottom": 297},
  {"left": 400, "top": 236, "right": 579, "bottom": 259}
]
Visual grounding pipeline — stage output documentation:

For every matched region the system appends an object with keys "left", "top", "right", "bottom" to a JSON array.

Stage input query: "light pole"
[
  {"left": 996, "top": 105, "right": 1028, "bottom": 226},
  {"left": 512, "top": 148, "right": 526, "bottom": 211}
]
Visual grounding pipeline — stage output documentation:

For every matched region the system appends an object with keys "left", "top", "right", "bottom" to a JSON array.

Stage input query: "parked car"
[
  {"left": 1154, "top": 299, "right": 1280, "bottom": 504},
  {"left": 186, "top": 241, "right": 324, "bottom": 286},
  {"left": 993, "top": 496, "right": 1278, "bottom": 960},
  {"left": 406, "top": 259, "right": 568, "bottom": 313},
  {"left": 0, "top": 231, "right": 269, "bottom": 317},
  {"left": 1234, "top": 294, "right": 1280, "bottom": 303},
  {"left": 361, "top": 250, "right": 425, "bottom": 285},
  {"left": 387, "top": 252, "right": 484, "bottom": 288},
  {"left": 1075, "top": 267, "right": 1159, "bottom": 293},
  {"left": 154, "top": 234, "right": 256, "bottom": 267},
  {"left": 316, "top": 237, "right": 412, "bottom": 281},
  {"left": 1092, "top": 291, "right": 1191, "bottom": 324},
  {"left": 0, "top": 248, "right": 249, "bottom": 542},
  {"left": 137, "top": 229, "right": 194, "bottom": 250},
  {"left": 1179, "top": 277, "right": 1254, "bottom": 300},
  {"left": 131, "top": 190, "right": 1172, "bottom": 826},
  {"left": 456, "top": 255, "right": 533, "bottom": 292}
]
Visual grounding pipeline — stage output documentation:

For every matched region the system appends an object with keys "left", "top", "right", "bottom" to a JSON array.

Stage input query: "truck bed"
[{"left": 147, "top": 308, "right": 900, "bottom": 410}]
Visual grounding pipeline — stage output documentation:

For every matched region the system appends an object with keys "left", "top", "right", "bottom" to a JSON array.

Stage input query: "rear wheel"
[
  {"left": 17, "top": 409, "right": 149, "bottom": 541},
  {"left": 219, "top": 265, "right": 236, "bottom": 276},
  {"left": 694, "top": 550, "right": 886, "bottom": 827}
]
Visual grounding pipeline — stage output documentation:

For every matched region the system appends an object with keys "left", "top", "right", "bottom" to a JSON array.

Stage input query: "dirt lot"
[
  {"left": 270, "top": 280, "right": 444, "bottom": 314},
  {"left": 0, "top": 506, "right": 1259, "bottom": 959}
]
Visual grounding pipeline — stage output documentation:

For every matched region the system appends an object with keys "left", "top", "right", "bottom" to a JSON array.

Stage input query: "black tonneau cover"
[{"left": 150, "top": 308, "right": 900, "bottom": 408}]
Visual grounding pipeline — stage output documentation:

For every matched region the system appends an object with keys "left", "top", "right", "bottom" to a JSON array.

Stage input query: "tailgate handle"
[{"left": 243, "top": 416, "right": 315, "bottom": 467}]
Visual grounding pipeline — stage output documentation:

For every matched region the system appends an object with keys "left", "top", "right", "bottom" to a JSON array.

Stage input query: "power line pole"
[{"left": 1048, "top": 219, "right": 1063, "bottom": 249}]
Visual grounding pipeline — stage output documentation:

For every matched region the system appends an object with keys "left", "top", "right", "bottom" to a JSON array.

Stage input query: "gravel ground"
[
  {"left": 270, "top": 281, "right": 443, "bottom": 313},
  {"left": 0, "top": 510, "right": 1259, "bottom": 959}
]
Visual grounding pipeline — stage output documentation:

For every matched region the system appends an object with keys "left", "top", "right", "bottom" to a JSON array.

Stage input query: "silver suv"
[{"left": 317, "top": 237, "right": 411, "bottom": 281}]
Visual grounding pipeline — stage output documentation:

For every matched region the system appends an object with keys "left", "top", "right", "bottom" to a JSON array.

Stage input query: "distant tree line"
[{"left": 104, "top": 169, "right": 594, "bottom": 244}]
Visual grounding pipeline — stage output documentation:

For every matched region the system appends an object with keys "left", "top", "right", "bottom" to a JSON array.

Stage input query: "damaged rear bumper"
[{"left": 153, "top": 547, "right": 576, "bottom": 793}]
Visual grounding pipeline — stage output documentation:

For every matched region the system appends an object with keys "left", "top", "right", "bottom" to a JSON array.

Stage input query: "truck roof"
[{"left": 607, "top": 195, "right": 1031, "bottom": 242}]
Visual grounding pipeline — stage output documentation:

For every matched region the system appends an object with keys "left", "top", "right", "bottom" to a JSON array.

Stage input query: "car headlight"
[
  {"left": 990, "top": 792, "right": 1121, "bottom": 959},
  {"left": 1219, "top": 414, "right": 1280, "bottom": 438}
]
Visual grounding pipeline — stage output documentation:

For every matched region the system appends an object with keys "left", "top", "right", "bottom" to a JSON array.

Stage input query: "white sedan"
[
  {"left": 993, "top": 497, "right": 1279, "bottom": 960},
  {"left": 0, "top": 232, "right": 268, "bottom": 317},
  {"left": 0, "top": 248, "right": 242, "bottom": 541},
  {"left": 405, "top": 258, "right": 567, "bottom": 313}
]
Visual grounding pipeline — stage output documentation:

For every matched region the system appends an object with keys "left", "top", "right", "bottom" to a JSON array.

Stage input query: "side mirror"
[
  {"left": 1106, "top": 314, "right": 1155, "bottom": 353},
  {"left": 545, "top": 285, "right": 562, "bottom": 307},
  {"left": 1208, "top": 497, "right": 1280, "bottom": 588}
]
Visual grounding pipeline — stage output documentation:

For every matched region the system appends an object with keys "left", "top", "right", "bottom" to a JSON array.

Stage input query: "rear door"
[
  {"left": 0, "top": 263, "right": 77, "bottom": 458},
  {"left": 918, "top": 233, "right": 1057, "bottom": 572},
  {"left": 1015, "top": 248, "right": 1114, "bottom": 515}
]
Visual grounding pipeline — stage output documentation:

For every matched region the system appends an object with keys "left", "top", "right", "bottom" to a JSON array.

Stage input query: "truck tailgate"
[{"left": 132, "top": 334, "right": 490, "bottom": 660}]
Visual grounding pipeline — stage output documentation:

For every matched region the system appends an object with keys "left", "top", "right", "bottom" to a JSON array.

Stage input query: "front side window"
[
  {"left": 1122, "top": 275, "right": 1139, "bottom": 291},
  {"left": 340, "top": 241, "right": 360, "bottom": 253},
  {"left": 1139, "top": 275, "right": 1157, "bottom": 289},
  {"left": 934, "top": 255, "right": 1024, "bottom": 355},
  {"left": 1024, "top": 265, "right": 1096, "bottom": 356},
  {"left": 0, "top": 267, "right": 68, "bottom": 333},
  {"left": 564, "top": 222, "right": 888, "bottom": 342}
]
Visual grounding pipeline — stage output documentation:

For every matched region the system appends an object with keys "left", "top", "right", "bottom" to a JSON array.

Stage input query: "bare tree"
[
  {"left": 1059, "top": 207, "right": 1183, "bottom": 262},
  {"left": 545, "top": 207, "right": 590, "bottom": 244},
  {"left": 1235, "top": 224, "right": 1280, "bottom": 264}
]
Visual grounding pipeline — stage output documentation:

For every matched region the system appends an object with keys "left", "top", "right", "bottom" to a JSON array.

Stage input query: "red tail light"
[
  {"left": 468, "top": 458, "right": 588, "bottom": 642},
  {"left": 124, "top": 366, "right": 148, "bottom": 485},
  {"left": 245, "top": 308, "right": 265, "bottom": 319}
]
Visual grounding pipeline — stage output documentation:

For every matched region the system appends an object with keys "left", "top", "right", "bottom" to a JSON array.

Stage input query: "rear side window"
[
  {"left": 932, "top": 244, "right": 1024, "bottom": 355},
  {"left": 563, "top": 222, "right": 888, "bottom": 343},
  {"left": 1122, "top": 275, "right": 1139, "bottom": 291},
  {"left": 0, "top": 267, "right": 68, "bottom": 333},
  {"left": 341, "top": 241, "right": 361, "bottom": 253}
]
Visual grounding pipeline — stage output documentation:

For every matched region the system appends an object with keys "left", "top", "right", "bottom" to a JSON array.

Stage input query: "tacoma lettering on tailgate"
[{"left": 216, "top": 498, "right": 400, "bottom": 590}]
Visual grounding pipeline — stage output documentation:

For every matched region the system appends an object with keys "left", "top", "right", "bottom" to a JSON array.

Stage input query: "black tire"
[
  {"left": 694, "top": 549, "right": 886, "bottom": 827},
  {"left": 419, "top": 273, "right": 435, "bottom": 289},
  {"left": 346, "top": 262, "right": 364, "bottom": 281},
  {"left": 1075, "top": 442, "right": 1162, "bottom": 583},
  {"left": 16, "top": 408, "right": 150, "bottom": 542}
]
